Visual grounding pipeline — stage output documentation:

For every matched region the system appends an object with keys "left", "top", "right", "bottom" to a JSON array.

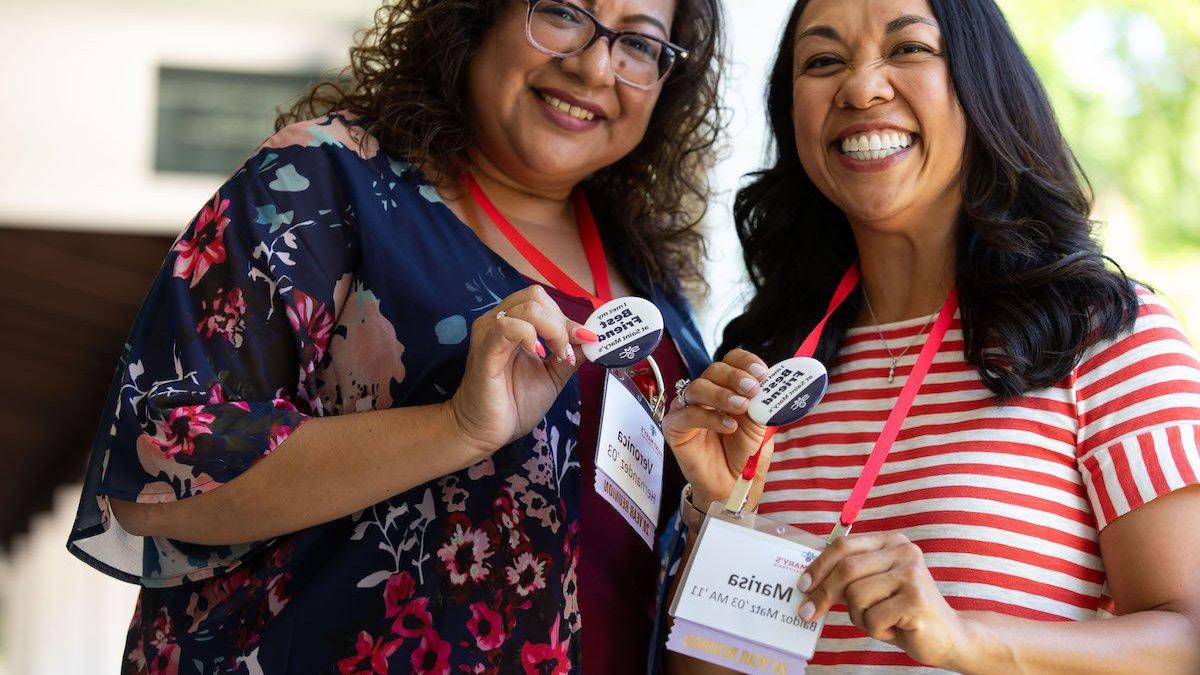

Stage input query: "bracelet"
[{"left": 679, "top": 484, "right": 706, "bottom": 531}]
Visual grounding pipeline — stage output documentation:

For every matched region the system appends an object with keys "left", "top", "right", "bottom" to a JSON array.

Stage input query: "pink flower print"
[
  {"left": 437, "top": 475, "right": 468, "bottom": 513},
  {"left": 467, "top": 602, "right": 506, "bottom": 651},
  {"left": 383, "top": 571, "right": 416, "bottom": 618},
  {"left": 519, "top": 617, "right": 571, "bottom": 675},
  {"left": 435, "top": 517, "right": 493, "bottom": 586},
  {"left": 286, "top": 289, "right": 334, "bottom": 358},
  {"left": 196, "top": 287, "right": 247, "bottom": 347},
  {"left": 149, "top": 607, "right": 174, "bottom": 649},
  {"left": 494, "top": 483, "right": 528, "bottom": 550},
  {"left": 391, "top": 597, "right": 433, "bottom": 638},
  {"left": 149, "top": 406, "right": 216, "bottom": 458},
  {"left": 522, "top": 452, "right": 553, "bottom": 487},
  {"left": 126, "top": 644, "right": 147, "bottom": 673},
  {"left": 146, "top": 643, "right": 181, "bottom": 675},
  {"left": 206, "top": 382, "right": 251, "bottom": 412},
  {"left": 505, "top": 551, "right": 549, "bottom": 598},
  {"left": 266, "top": 571, "right": 291, "bottom": 617},
  {"left": 266, "top": 424, "right": 292, "bottom": 454},
  {"left": 562, "top": 559, "right": 580, "bottom": 635},
  {"left": 272, "top": 388, "right": 299, "bottom": 411},
  {"left": 173, "top": 196, "right": 231, "bottom": 288},
  {"left": 518, "top": 488, "right": 560, "bottom": 533},
  {"left": 337, "top": 631, "right": 399, "bottom": 674},
  {"left": 140, "top": 608, "right": 181, "bottom": 675},
  {"left": 409, "top": 630, "right": 451, "bottom": 675},
  {"left": 467, "top": 456, "right": 495, "bottom": 480}
]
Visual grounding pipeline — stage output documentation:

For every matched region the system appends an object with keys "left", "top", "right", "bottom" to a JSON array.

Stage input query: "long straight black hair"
[{"left": 718, "top": 0, "right": 1139, "bottom": 399}]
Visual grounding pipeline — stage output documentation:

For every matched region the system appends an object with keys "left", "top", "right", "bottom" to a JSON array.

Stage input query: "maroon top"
[{"left": 537, "top": 282, "right": 688, "bottom": 673}]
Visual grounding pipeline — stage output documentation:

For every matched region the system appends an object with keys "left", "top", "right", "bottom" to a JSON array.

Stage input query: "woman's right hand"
[
  {"left": 663, "top": 348, "right": 774, "bottom": 512},
  {"left": 447, "top": 285, "right": 597, "bottom": 455}
]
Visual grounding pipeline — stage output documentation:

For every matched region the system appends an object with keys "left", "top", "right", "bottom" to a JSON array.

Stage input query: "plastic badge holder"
[{"left": 668, "top": 503, "right": 828, "bottom": 674}]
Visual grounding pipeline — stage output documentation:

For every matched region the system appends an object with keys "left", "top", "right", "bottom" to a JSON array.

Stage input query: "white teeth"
[
  {"left": 839, "top": 131, "right": 915, "bottom": 161},
  {"left": 539, "top": 92, "right": 597, "bottom": 121}
]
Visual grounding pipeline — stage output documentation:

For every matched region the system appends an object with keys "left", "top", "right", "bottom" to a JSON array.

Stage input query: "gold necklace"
[{"left": 862, "top": 290, "right": 937, "bottom": 384}]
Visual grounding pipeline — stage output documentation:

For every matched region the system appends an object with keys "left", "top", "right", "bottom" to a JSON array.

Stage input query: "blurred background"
[{"left": 0, "top": 0, "right": 1195, "bottom": 672}]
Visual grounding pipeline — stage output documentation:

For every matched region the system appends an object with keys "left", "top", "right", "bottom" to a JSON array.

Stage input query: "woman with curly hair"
[
  {"left": 663, "top": 0, "right": 1200, "bottom": 672},
  {"left": 67, "top": 0, "right": 723, "bottom": 672}
]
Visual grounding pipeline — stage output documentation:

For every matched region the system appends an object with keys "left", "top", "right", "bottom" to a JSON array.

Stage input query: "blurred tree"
[{"left": 999, "top": 0, "right": 1200, "bottom": 257}]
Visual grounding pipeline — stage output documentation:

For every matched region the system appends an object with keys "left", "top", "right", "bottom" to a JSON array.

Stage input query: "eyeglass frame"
[{"left": 524, "top": 0, "right": 690, "bottom": 90}]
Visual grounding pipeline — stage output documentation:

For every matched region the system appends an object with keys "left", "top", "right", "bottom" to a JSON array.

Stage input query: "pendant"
[{"left": 887, "top": 363, "right": 896, "bottom": 384}]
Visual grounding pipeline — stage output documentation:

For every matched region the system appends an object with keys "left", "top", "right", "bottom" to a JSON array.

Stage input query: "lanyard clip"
[
  {"left": 721, "top": 477, "right": 753, "bottom": 517},
  {"left": 827, "top": 520, "right": 852, "bottom": 544}
]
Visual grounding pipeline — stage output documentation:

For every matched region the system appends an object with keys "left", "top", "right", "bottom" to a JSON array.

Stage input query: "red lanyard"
[
  {"left": 740, "top": 264, "right": 959, "bottom": 532},
  {"left": 464, "top": 173, "right": 613, "bottom": 309}
]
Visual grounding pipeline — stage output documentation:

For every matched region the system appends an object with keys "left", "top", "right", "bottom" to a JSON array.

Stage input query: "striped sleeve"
[{"left": 1074, "top": 291, "right": 1200, "bottom": 530}]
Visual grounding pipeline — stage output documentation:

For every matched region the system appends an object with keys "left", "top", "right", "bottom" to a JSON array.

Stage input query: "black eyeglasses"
[{"left": 525, "top": 0, "right": 689, "bottom": 90}]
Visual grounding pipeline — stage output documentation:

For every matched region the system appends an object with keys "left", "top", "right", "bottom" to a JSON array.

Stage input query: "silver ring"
[
  {"left": 675, "top": 378, "right": 692, "bottom": 407},
  {"left": 495, "top": 310, "right": 507, "bottom": 320}
]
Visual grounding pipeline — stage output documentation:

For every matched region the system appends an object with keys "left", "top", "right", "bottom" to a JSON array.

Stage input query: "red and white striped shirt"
[{"left": 759, "top": 290, "right": 1200, "bottom": 672}]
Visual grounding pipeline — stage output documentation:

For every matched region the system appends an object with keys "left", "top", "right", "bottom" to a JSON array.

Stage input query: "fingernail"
[
  {"left": 797, "top": 573, "right": 811, "bottom": 592},
  {"left": 535, "top": 342, "right": 547, "bottom": 358},
  {"left": 749, "top": 363, "right": 768, "bottom": 379},
  {"left": 567, "top": 349, "right": 577, "bottom": 366},
  {"left": 739, "top": 377, "right": 757, "bottom": 394},
  {"left": 799, "top": 601, "right": 815, "bottom": 621},
  {"left": 722, "top": 417, "right": 736, "bottom": 429},
  {"left": 729, "top": 395, "right": 748, "bottom": 408},
  {"left": 574, "top": 326, "right": 599, "bottom": 343}
]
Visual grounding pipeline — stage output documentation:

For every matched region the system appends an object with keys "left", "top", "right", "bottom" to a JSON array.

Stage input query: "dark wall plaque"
[{"left": 154, "top": 66, "right": 324, "bottom": 175}]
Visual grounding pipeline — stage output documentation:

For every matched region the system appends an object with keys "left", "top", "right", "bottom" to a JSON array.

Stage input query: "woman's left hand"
[{"left": 798, "top": 532, "right": 978, "bottom": 670}]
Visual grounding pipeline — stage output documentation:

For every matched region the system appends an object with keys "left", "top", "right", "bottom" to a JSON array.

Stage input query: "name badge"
[
  {"left": 669, "top": 505, "right": 827, "bottom": 673},
  {"left": 594, "top": 369, "right": 664, "bottom": 547}
]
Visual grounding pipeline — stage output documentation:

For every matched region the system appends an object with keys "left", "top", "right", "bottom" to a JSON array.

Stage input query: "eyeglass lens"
[{"left": 528, "top": 0, "right": 675, "bottom": 87}]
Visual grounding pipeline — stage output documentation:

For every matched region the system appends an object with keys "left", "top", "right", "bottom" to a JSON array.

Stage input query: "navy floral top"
[{"left": 66, "top": 113, "right": 709, "bottom": 674}]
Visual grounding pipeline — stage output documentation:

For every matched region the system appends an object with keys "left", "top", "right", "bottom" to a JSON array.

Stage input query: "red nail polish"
[
  {"left": 575, "top": 326, "right": 600, "bottom": 343},
  {"left": 535, "top": 342, "right": 547, "bottom": 358}
]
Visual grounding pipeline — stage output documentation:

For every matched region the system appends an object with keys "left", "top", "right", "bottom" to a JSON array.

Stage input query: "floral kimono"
[{"left": 67, "top": 112, "right": 709, "bottom": 674}]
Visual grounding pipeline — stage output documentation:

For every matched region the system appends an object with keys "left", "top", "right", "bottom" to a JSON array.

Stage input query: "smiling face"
[
  {"left": 467, "top": 0, "right": 677, "bottom": 191},
  {"left": 791, "top": 0, "right": 967, "bottom": 231}
]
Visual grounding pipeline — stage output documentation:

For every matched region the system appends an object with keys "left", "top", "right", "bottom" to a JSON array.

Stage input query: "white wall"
[
  {"left": 697, "top": 0, "right": 794, "bottom": 348},
  {"left": 0, "top": 486, "right": 140, "bottom": 675},
  {"left": 0, "top": 0, "right": 375, "bottom": 235}
]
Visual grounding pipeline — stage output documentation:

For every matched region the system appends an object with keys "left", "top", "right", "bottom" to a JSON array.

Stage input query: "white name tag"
[
  {"left": 594, "top": 370, "right": 664, "bottom": 547},
  {"left": 669, "top": 506, "right": 827, "bottom": 670}
]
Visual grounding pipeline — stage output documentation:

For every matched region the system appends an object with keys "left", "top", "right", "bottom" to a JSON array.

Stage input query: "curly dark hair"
[
  {"left": 718, "top": 0, "right": 1140, "bottom": 399},
  {"left": 278, "top": 0, "right": 724, "bottom": 294}
]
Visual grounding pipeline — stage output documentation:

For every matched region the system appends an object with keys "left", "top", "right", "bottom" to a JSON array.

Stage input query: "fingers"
[
  {"left": 486, "top": 285, "right": 599, "bottom": 367},
  {"left": 663, "top": 403, "right": 738, "bottom": 439},
  {"left": 502, "top": 300, "right": 576, "bottom": 366},
  {"left": 844, "top": 572, "right": 904, "bottom": 630},
  {"left": 682, "top": 360, "right": 767, "bottom": 416},
  {"left": 799, "top": 532, "right": 915, "bottom": 622},
  {"left": 723, "top": 348, "right": 770, "bottom": 380},
  {"left": 860, "top": 593, "right": 908, "bottom": 642},
  {"left": 476, "top": 316, "right": 542, "bottom": 376}
]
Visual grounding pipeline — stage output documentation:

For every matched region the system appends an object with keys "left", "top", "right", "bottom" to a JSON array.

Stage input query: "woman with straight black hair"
[{"left": 659, "top": 0, "right": 1200, "bottom": 672}]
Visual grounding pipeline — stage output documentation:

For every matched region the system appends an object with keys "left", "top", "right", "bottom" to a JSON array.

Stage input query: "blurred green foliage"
[{"left": 1000, "top": 0, "right": 1200, "bottom": 258}]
